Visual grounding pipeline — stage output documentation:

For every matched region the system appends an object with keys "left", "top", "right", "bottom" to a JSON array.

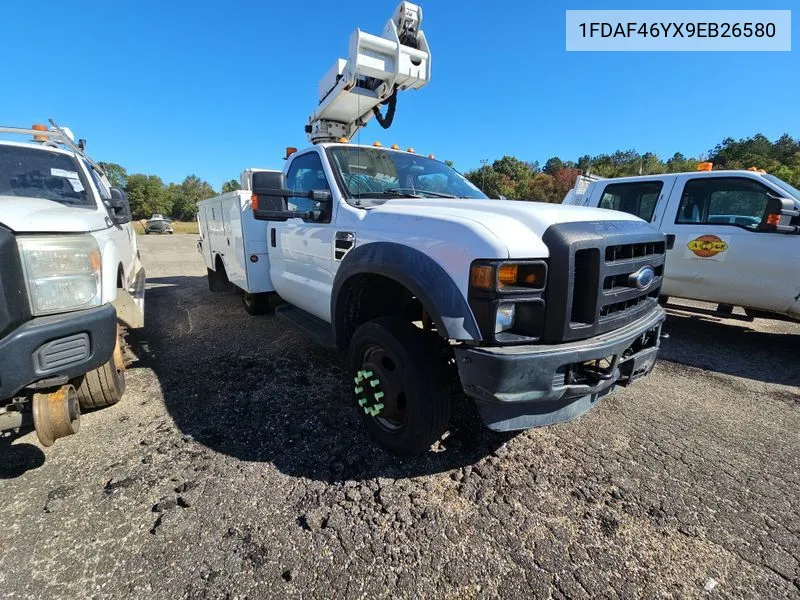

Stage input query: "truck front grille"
[{"left": 542, "top": 221, "right": 666, "bottom": 342}]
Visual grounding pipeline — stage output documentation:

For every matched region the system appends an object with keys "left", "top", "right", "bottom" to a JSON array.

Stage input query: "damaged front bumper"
[{"left": 455, "top": 307, "right": 665, "bottom": 432}]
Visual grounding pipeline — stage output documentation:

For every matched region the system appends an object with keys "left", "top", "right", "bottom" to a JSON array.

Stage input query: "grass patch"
[{"left": 134, "top": 220, "right": 198, "bottom": 235}]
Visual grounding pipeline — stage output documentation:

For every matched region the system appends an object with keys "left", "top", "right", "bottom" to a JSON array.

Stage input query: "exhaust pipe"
[{"left": 32, "top": 384, "right": 81, "bottom": 447}]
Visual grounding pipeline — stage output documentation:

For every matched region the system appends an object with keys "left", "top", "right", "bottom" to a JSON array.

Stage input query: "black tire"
[
  {"left": 348, "top": 317, "right": 450, "bottom": 455},
  {"left": 242, "top": 292, "right": 271, "bottom": 315},
  {"left": 74, "top": 329, "right": 126, "bottom": 410},
  {"left": 207, "top": 266, "right": 229, "bottom": 293}
]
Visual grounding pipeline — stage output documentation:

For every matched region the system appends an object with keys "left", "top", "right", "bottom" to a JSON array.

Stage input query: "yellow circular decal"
[{"left": 687, "top": 234, "right": 728, "bottom": 258}]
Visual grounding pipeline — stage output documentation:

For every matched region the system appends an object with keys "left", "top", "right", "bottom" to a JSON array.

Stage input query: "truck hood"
[
  {"left": 0, "top": 195, "right": 107, "bottom": 233},
  {"left": 369, "top": 198, "right": 645, "bottom": 257}
]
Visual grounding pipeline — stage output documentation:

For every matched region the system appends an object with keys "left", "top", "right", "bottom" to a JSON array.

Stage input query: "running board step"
[{"left": 275, "top": 305, "right": 336, "bottom": 349}]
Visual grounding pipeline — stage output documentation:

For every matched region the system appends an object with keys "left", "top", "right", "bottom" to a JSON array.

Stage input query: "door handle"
[
  {"left": 271, "top": 228, "right": 276, "bottom": 247},
  {"left": 665, "top": 234, "right": 676, "bottom": 250}
]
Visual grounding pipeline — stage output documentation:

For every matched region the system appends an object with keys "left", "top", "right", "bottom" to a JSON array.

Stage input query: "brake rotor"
[{"left": 32, "top": 385, "right": 81, "bottom": 447}]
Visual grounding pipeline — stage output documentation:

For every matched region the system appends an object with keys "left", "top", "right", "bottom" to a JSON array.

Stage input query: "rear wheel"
[
  {"left": 242, "top": 292, "right": 271, "bottom": 315},
  {"left": 74, "top": 326, "right": 126, "bottom": 410},
  {"left": 348, "top": 317, "right": 450, "bottom": 456},
  {"left": 207, "top": 263, "right": 229, "bottom": 293}
]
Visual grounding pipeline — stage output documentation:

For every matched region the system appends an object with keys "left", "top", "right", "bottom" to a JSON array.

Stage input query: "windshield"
[
  {"left": 328, "top": 146, "right": 488, "bottom": 202},
  {"left": 0, "top": 145, "right": 93, "bottom": 207},
  {"left": 763, "top": 174, "right": 800, "bottom": 202}
]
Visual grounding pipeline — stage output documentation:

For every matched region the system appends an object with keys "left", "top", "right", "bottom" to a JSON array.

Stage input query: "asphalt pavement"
[{"left": 1, "top": 234, "right": 798, "bottom": 599}]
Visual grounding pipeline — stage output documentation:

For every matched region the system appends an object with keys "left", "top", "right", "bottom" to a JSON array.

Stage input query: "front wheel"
[
  {"left": 74, "top": 326, "right": 126, "bottom": 410},
  {"left": 348, "top": 317, "right": 451, "bottom": 456}
]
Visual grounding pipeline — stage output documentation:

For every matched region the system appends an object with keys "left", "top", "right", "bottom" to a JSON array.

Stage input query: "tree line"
[
  {"left": 462, "top": 133, "right": 800, "bottom": 202},
  {"left": 97, "top": 162, "right": 242, "bottom": 221},
  {"left": 100, "top": 132, "right": 799, "bottom": 219}
]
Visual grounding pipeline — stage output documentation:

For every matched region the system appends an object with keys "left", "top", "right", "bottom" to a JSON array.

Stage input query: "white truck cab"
[
  {"left": 0, "top": 122, "right": 145, "bottom": 448},
  {"left": 200, "top": 3, "right": 668, "bottom": 455},
  {"left": 564, "top": 167, "right": 800, "bottom": 321}
]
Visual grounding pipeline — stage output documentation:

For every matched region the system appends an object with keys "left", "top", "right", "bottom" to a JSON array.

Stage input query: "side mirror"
[
  {"left": 107, "top": 187, "right": 131, "bottom": 225},
  {"left": 251, "top": 171, "right": 332, "bottom": 221},
  {"left": 759, "top": 196, "right": 800, "bottom": 234}
]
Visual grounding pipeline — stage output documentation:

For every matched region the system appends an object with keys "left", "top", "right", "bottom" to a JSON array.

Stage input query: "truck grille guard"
[{"left": 541, "top": 220, "right": 667, "bottom": 343}]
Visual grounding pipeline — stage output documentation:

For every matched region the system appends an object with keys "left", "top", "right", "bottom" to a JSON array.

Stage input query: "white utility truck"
[
  {"left": 197, "top": 169, "right": 282, "bottom": 314},
  {"left": 0, "top": 121, "right": 145, "bottom": 448},
  {"left": 200, "top": 3, "right": 668, "bottom": 455},
  {"left": 563, "top": 167, "right": 800, "bottom": 322}
]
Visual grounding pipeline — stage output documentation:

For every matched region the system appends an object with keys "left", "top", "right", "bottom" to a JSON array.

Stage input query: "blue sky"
[{"left": 2, "top": 1, "right": 797, "bottom": 188}]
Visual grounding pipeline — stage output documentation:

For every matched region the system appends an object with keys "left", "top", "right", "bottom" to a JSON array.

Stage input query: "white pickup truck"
[
  {"left": 200, "top": 3, "right": 667, "bottom": 455},
  {"left": 563, "top": 167, "right": 800, "bottom": 321},
  {"left": 0, "top": 122, "right": 145, "bottom": 447}
]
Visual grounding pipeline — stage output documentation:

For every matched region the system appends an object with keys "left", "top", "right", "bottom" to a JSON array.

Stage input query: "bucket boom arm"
[{"left": 305, "top": 2, "right": 431, "bottom": 144}]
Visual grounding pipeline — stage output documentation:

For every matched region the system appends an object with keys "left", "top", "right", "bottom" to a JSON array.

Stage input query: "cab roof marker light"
[
  {"left": 697, "top": 162, "right": 713, "bottom": 172},
  {"left": 406, "top": 147, "right": 415, "bottom": 153}
]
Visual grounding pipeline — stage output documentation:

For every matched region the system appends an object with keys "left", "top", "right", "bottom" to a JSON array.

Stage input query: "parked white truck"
[
  {"left": 200, "top": 3, "right": 668, "bottom": 454},
  {"left": 563, "top": 166, "right": 800, "bottom": 321},
  {"left": 0, "top": 121, "right": 145, "bottom": 447}
]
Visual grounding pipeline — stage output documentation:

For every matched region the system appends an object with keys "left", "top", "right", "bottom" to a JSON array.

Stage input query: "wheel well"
[
  {"left": 335, "top": 274, "right": 430, "bottom": 350},
  {"left": 214, "top": 254, "right": 226, "bottom": 273}
]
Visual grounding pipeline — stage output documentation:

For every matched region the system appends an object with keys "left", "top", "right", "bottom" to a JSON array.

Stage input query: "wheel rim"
[{"left": 355, "top": 345, "right": 408, "bottom": 432}]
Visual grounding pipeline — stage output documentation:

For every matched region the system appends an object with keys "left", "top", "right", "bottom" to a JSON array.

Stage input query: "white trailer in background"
[{"left": 197, "top": 170, "right": 281, "bottom": 314}]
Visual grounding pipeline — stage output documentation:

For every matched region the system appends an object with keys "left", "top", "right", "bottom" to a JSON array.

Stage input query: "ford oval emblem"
[{"left": 629, "top": 266, "right": 656, "bottom": 291}]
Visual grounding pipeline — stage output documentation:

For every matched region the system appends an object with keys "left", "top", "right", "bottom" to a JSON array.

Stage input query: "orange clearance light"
[
  {"left": 406, "top": 147, "right": 415, "bottom": 153},
  {"left": 337, "top": 137, "right": 349, "bottom": 144},
  {"left": 758, "top": 168, "right": 766, "bottom": 173},
  {"left": 428, "top": 154, "right": 435, "bottom": 159},
  {"left": 747, "top": 166, "right": 758, "bottom": 171},
  {"left": 766, "top": 213, "right": 781, "bottom": 226},
  {"left": 285, "top": 146, "right": 297, "bottom": 159},
  {"left": 470, "top": 265, "right": 494, "bottom": 290},
  {"left": 251, "top": 194, "right": 259, "bottom": 211},
  {"left": 497, "top": 264, "right": 519, "bottom": 287},
  {"left": 372, "top": 141, "right": 382, "bottom": 147},
  {"left": 391, "top": 144, "right": 400, "bottom": 150},
  {"left": 32, "top": 123, "right": 48, "bottom": 141},
  {"left": 697, "top": 162, "right": 713, "bottom": 171}
]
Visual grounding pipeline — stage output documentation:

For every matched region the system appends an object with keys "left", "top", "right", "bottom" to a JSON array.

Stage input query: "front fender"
[{"left": 331, "top": 242, "right": 481, "bottom": 347}]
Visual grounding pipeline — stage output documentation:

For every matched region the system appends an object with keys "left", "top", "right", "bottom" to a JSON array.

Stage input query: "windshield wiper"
[
  {"left": 351, "top": 190, "right": 421, "bottom": 199},
  {"left": 384, "top": 187, "right": 457, "bottom": 198},
  {"left": 351, "top": 188, "right": 457, "bottom": 200}
]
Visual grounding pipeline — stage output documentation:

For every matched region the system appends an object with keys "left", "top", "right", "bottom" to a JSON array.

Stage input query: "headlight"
[
  {"left": 17, "top": 235, "right": 102, "bottom": 315},
  {"left": 469, "top": 260, "right": 548, "bottom": 343},
  {"left": 470, "top": 261, "right": 547, "bottom": 292}
]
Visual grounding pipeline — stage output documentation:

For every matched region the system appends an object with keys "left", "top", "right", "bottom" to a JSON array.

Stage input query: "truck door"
[
  {"left": 268, "top": 151, "right": 336, "bottom": 320},
  {"left": 594, "top": 177, "right": 675, "bottom": 225},
  {"left": 656, "top": 174, "right": 798, "bottom": 312}
]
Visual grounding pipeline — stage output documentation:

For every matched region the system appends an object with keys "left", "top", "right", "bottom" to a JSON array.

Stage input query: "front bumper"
[
  {"left": 0, "top": 304, "right": 117, "bottom": 400},
  {"left": 455, "top": 306, "right": 665, "bottom": 432}
]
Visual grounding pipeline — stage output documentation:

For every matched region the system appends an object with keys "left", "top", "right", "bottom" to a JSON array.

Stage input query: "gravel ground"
[{"left": 1, "top": 234, "right": 798, "bottom": 599}]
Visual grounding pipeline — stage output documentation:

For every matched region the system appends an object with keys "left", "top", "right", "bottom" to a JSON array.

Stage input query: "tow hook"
[{"left": 32, "top": 384, "right": 81, "bottom": 447}]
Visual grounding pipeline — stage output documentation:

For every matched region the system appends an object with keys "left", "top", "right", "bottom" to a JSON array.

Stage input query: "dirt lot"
[{"left": 1, "top": 235, "right": 798, "bottom": 599}]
